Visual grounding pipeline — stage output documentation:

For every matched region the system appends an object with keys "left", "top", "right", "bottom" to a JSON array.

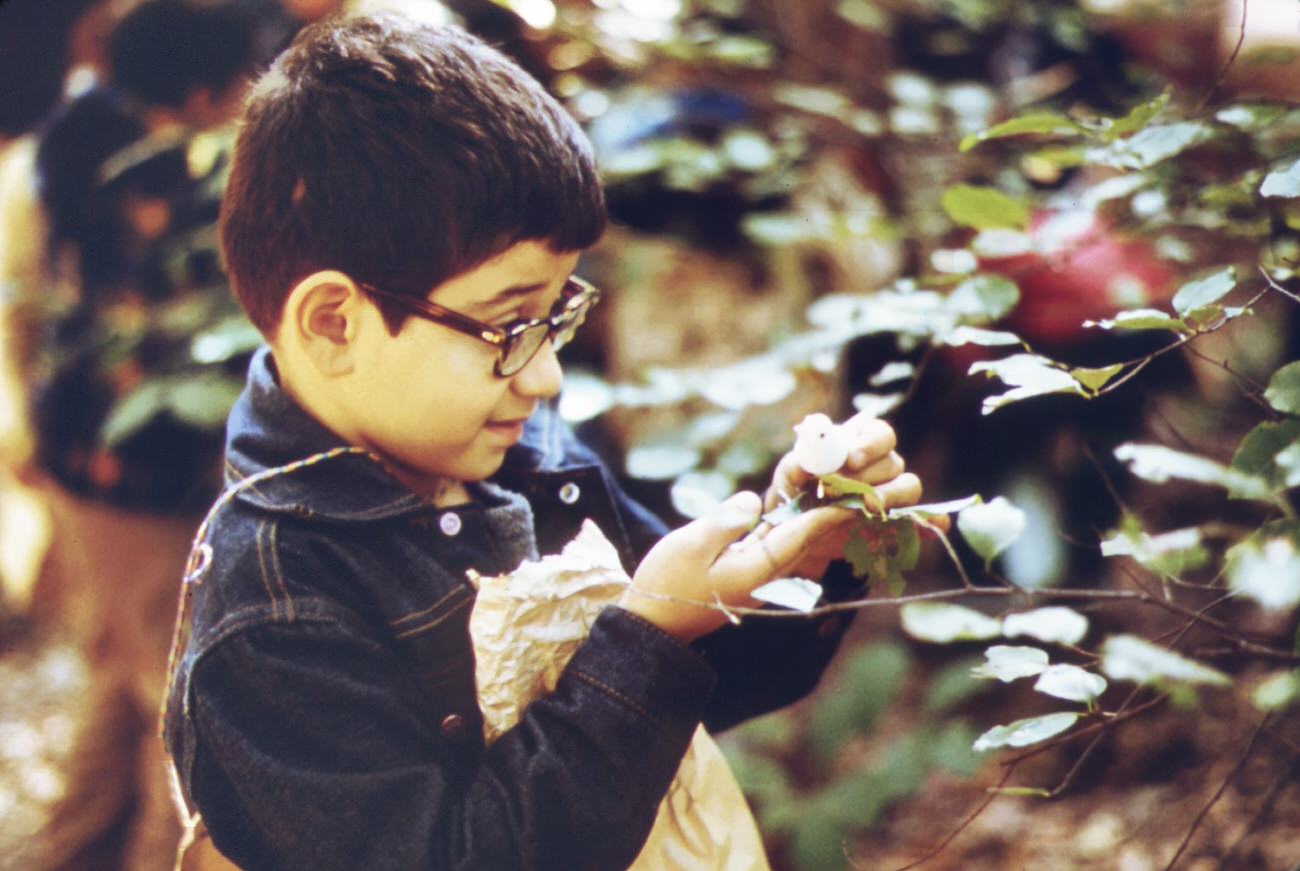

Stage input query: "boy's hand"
[
  {"left": 620, "top": 491, "right": 861, "bottom": 642},
  {"left": 767, "top": 412, "right": 930, "bottom": 581}
]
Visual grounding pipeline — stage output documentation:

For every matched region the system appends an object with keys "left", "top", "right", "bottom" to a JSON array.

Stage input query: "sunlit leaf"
[
  {"left": 190, "top": 315, "right": 261, "bottom": 364},
  {"left": 972, "top": 712, "right": 1079, "bottom": 752},
  {"left": 1261, "top": 155, "right": 1300, "bottom": 199},
  {"left": 1171, "top": 267, "right": 1237, "bottom": 316},
  {"left": 1216, "top": 104, "right": 1288, "bottom": 129},
  {"left": 939, "top": 326, "right": 1023, "bottom": 348},
  {"left": 625, "top": 443, "right": 701, "bottom": 480},
  {"left": 957, "top": 495, "right": 1027, "bottom": 563},
  {"left": 888, "top": 494, "right": 982, "bottom": 520},
  {"left": 669, "top": 470, "right": 734, "bottom": 519},
  {"left": 1081, "top": 174, "right": 1152, "bottom": 207},
  {"left": 869, "top": 361, "right": 915, "bottom": 387},
  {"left": 167, "top": 375, "right": 244, "bottom": 430},
  {"left": 851, "top": 392, "right": 905, "bottom": 417},
  {"left": 1226, "top": 520, "right": 1300, "bottom": 612},
  {"left": 1101, "top": 634, "right": 1230, "bottom": 686},
  {"left": 558, "top": 371, "right": 615, "bottom": 422},
  {"left": 1100, "top": 522, "right": 1209, "bottom": 577},
  {"left": 940, "top": 184, "right": 1029, "bottom": 230},
  {"left": 1083, "top": 309, "right": 1189, "bottom": 333},
  {"left": 1034, "top": 665, "right": 1107, "bottom": 703},
  {"left": 959, "top": 113, "right": 1081, "bottom": 152},
  {"left": 969, "top": 354, "right": 1085, "bottom": 413},
  {"left": 948, "top": 274, "right": 1021, "bottom": 322},
  {"left": 1070, "top": 364, "right": 1124, "bottom": 393},
  {"left": 1001, "top": 607, "right": 1089, "bottom": 645},
  {"left": 1231, "top": 419, "right": 1300, "bottom": 493},
  {"left": 971, "top": 228, "right": 1032, "bottom": 258},
  {"left": 752, "top": 577, "right": 823, "bottom": 612},
  {"left": 1264, "top": 360, "right": 1300, "bottom": 415},
  {"left": 1252, "top": 670, "right": 1300, "bottom": 711},
  {"left": 1088, "top": 121, "right": 1212, "bottom": 170},
  {"left": 970, "top": 645, "right": 1049, "bottom": 682},
  {"left": 101, "top": 381, "right": 169, "bottom": 447},
  {"left": 900, "top": 602, "right": 1001, "bottom": 644},
  {"left": 1114, "top": 443, "right": 1271, "bottom": 500},
  {"left": 1101, "top": 90, "right": 1170, "bottom": 141}
]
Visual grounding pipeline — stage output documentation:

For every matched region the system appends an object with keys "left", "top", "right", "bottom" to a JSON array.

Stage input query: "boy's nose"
[{"left": 511, "top": 338, "right": 563, "bottom": 399}]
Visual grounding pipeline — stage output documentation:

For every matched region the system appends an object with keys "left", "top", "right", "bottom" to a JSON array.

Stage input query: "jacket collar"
[{"left": 223, "top": 348, "right": 582, "bottom": 521}]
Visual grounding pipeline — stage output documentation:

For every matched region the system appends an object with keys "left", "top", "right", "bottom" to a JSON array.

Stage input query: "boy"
[{"left": 163, "top": 13, "right": 923, "bottom": 869}]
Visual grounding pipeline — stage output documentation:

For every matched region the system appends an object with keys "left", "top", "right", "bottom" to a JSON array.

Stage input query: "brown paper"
[{"left": 469, "top": 520, "right": 770, "bottom": 870}]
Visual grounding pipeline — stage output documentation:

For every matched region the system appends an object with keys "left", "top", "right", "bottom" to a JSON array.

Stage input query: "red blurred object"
[{"left": 983, "top": 209, "right": 1176, "bottom": 346}]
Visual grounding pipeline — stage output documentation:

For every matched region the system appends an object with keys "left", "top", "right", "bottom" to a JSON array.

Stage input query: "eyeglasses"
[{"left": 359, "top": 276, "right": 601, "bottom": 378}]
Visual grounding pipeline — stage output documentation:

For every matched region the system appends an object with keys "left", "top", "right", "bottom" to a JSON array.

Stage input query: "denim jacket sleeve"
[{"left": 188, "top": 604, "right": 715, "bottom": 871}]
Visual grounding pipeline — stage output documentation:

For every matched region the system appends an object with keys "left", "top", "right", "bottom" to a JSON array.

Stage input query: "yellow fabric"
[{"left": 469, "top": 519, "right": 770, "bottom": 871}]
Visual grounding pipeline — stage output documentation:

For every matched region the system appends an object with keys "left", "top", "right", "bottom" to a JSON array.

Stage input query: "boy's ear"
[{"left": 280, "top": 270, "right": 367, "bottom": 377}]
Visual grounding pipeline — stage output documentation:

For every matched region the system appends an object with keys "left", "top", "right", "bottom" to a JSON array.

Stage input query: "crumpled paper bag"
[{"left": 469, "top": 519, "right": 770, "bottom": 871}]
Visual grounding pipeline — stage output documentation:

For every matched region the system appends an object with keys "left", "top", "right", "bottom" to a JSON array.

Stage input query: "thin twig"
[
  {"left": 1218, "top": 752, "right": 1300, "bottom": 869},
  {"left": 1259, "top": 264, "right": 1300, "bottom": 305},
  {"left": 1082, "top": 443, "right": 1129, "bottom": 515},
  {"left": 1196, "top": 0, "right": 1249, "bottom": 114},
  {"left": 877, "top": 762, "right": 1020, "bottom": 871},
  {"left": 1047, "top": 684, "right": 1148, "bottom": 797},
  {"left": 1162, "top": 713, "right": 1271, "bottom": 871},
  {"left": 1002, "top": 694, "right": 1168, "bottom": 767}
]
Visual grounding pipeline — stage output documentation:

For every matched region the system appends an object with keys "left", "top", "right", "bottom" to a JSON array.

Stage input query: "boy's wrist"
[{"left": 615, "top": 589, "right": 725, "bottom": 643}]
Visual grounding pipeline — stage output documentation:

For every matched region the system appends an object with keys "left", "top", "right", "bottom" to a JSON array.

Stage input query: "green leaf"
[
  {"left": 1083, "top": 309, "right": 1189, "bottom": 333},
  {"left": 1261, "top": 155, "right": 1300, "bottom": 199},
  {"left": 1226, "top": 520, "right": 1300, "bottom": 612},
  {"left": 1034, "top": 665, "right": 1107, "bottom": 703},
  {"left": 1101, "top": 90, "right": 1171, "bottom": 141},
  {"left": 940, "top": 325, "right": 1023, "bottom": 347},
  {"left": 1277, "top": 443, "right": 1300, "bottom": 488},
  {"left": 1089, "top": 121, "right": 1213, "bottom": 170},
  {"left": 1001, "top": 606, "right": 1089, "bottom": 645},
  {"left": 843, "top": 533, "right": 872, "bottom": 579},
  {"left": 972, "top": 712, "right": 1079, "bottom": 752},
  {"left": 1115, "top": 443, "right": 1271, "bottom": 500},
  {"left": 900, "top": 602, "right": 1001, "bottom": 644},
  {"left": 1231, "top": 419, "right": 1300, "bottom": 492},
  {"left": 625, "top": 443, "right": 701, "bottom": 480},
  {"left": 957, "top": 495, "right": 1027, "bottom": 563},
  {"left": 1172, "top": 267, "right": 1237, "bottom": 316},
  {"left": 940, "top": 184, "right": 1030, "bottom": 230},
  {"left": 1264, "top": 360, "right": 1300, "bottom": 414},
  {"left": 190, "top": 315, "right": 262, "bottom": 365},
  {"left": 968, "top": 354, "right": 1085, "bottom": 414},
  {"left": 820, "top": 472, "right": 884, "bottom": 511},
  {"left": 1216, "top": 104, "right": 1288, "bottom": 129},
  {"left": 1070, "top": 363, "right": 1124, "bottom": 393},
  {"left": 971, "top": 645, "right": 1049, "bottom": 682},
  {"left": 1100, "top": 523, "right": 1210, "bottom": 577},
  {"left": 1252, "top": 670, "right": 1300, "bottom": 711},
  {"left": 1101, "top": 634, "right": 1230, "bottom": 686},
  {"left": 167, "top": 375, "right": 244, "bottom": 430},
  {"left": 927, "top": 721, "right": 984, "bottom": 776},
  {"left": 923, "top": 657, "right": 987, "bottom": 713},
  {"left": 100, "top": 381, "right": 169, "bottom": 447},
  {"left": 888, "top": 494, "right": 982, "bottom": 520},
  {"left": 809, "top": 642, "right": 909, "bottom": 765},
  {"left": 959, "top": 113, "right": 1081, "bottom": 152},
  {"left": 948, "top": 274, "right": 1021, "bottom": 322}
]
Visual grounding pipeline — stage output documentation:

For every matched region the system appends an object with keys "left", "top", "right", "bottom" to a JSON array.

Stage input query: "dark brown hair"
[{"left": 219, "top": 13, "right": 606, "bottom": 335}]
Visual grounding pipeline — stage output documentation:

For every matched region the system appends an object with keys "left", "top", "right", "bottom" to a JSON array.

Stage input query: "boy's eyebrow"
[{"left": 468, "top": 281, "right": 552, "bottom": 313}]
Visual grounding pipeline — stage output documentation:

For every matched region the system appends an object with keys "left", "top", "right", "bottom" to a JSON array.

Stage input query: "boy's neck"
[{"left": 268, "top": 350, "right": 472, "bottom": 508}]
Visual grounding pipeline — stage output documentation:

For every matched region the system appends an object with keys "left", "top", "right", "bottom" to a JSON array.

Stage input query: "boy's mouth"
[{"left": 483, "top": 415, "right": 530, "bottom": 443}]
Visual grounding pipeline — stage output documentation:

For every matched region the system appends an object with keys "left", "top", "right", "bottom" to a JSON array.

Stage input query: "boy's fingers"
[
  {"left": 765, "top": 453, "right": 811, "bottom": 511},
  {"left": 843, "top": 417, "right": 897, "bottom": 470},
  {"left": 875, "top": 472, "right": 922, "bottom": 509},
  {"left": 856, "top": 450, "right": 905, "bottom": 485},
  {"left": 720, "top": 503, "right": 856, "bottom": 580},
  {"left": 679, "top": 491, "right": 763, "bottom": 558}
]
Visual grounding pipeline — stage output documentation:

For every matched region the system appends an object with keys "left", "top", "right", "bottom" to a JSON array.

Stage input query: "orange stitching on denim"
[
  {"left": 254, "top": 519, "right": 282, "bottom": 621},
  {"left": 267, "top": 520, "right": 295, "bottom": 622},
  {"left": 568, "top": 669, "right": 661, "bottom": 730},
  {"left": 389, "top": 587, "right": 464, "bottom": 627},
  {"left": 391, "top": 595, "right": 473, "bottom": 640}
]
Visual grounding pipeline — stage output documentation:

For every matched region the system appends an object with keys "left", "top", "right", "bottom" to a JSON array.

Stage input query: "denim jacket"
[{"left": 163, "top": 348, "right": 859, "bottom": 871}]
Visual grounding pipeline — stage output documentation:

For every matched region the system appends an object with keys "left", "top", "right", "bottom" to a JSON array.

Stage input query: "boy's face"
[{"left": 342, "top": 240, "right": 580, "bottom": 493}]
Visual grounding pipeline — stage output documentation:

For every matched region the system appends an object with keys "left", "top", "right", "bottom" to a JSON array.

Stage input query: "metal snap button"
[
  {"left": 440, "top": 713, "right": 465, "bottom": 737},
  {"left": 439, "top": 512, "right": 462, "bottom": 536},
  {"left": 558, "top": 482, "right": 581, "bottom": 504}
]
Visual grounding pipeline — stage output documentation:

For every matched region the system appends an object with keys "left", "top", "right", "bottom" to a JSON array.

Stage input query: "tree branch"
[{"left": 1162, "top": 713, "right": 1270, "bottom": 870}]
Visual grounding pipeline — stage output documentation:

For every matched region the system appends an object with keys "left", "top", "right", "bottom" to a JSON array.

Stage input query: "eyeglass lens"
[{"left": 498, "top": 292, "right": 593, "bottom": 376}]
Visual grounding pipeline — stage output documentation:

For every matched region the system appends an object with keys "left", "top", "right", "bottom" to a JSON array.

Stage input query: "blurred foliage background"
[{"left": 1, "top": 0, "right": 1299, "bottom": 868}]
